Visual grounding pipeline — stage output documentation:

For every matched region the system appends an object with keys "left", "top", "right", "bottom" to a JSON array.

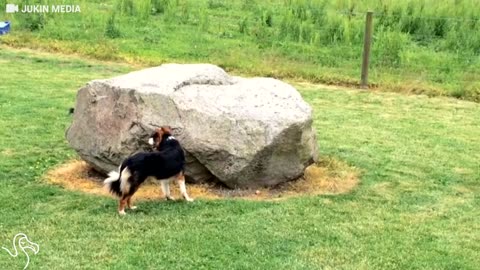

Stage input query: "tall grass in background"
[{"left": 0, "top": 0, "right": 479, "bottom": 100}]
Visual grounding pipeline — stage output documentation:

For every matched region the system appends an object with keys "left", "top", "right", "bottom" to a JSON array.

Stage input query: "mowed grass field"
[
  {"left": 0, "top": 0, "right": 479, "bottom": 101},
  {"left": 0, "top": 47, "right": 479, "bottom": 269}
]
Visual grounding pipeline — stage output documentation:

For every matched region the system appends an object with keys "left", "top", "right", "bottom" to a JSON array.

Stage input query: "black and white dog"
[{"left": 104, "top": 126, "right": 193, "bottom": 215}]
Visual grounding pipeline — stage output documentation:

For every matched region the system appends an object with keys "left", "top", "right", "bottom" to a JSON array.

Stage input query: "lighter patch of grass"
[
  {"left": 45, "top": 160, "right": 221, "bottom": 200},
  {"left": 287, "top": 158, "right": 360, "bottom": 196},
  {"left": 453, "top": 167, "right": 474, "bottom": 175},
  {"left": 370, "top": 182, "right": 396, "bottom": 201},
  {"left": 45, "top": 158, "right": 360, "bottom": 201},
  {"left": 0, "top": 148, "right": 15, "bottom": 157}
]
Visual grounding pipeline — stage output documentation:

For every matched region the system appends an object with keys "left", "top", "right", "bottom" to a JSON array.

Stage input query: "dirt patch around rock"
[{"left": 45, "top": 158, "right": 360, "bottom": 201}]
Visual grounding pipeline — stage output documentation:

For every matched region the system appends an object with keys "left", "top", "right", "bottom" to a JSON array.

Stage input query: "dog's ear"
[
  {"left": 161, "top": 126, "right": 173, "bottom": 135},
  {"left": 154, "top": 128, "right": 164, "bottom": 147}
]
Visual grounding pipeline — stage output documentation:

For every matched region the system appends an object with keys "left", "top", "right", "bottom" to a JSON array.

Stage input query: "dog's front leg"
[
  {"left": 127, "top": 197, "right": 137, "bottom": 210},
  {"left": 160, "top": 180, "right": 175, "bottom": 200},
  {"left": 177, "top": 173, "right": 194, "bottom": 202}
]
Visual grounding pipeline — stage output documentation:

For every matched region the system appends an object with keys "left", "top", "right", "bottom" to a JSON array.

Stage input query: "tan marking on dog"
[{"left": 154, "top": 128, "right": 164, "bottom": 148}]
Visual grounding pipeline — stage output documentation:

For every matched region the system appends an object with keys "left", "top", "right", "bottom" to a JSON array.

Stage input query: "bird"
[{"left": 2, "top": 233, "right": 39, "bottom": 270}]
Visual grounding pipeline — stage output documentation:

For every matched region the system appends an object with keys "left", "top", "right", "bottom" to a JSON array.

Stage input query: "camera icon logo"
[{"left": 6, "top": 4, "right": 19, "bottom": 13}]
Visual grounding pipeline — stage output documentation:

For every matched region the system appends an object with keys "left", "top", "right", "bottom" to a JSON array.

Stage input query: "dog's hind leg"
[
  {"left": 126, "top": 197, "right": 137, "bottom": 210},
  {"left": 177, "top": 172, "right": 194, "bottom": 202},
  {"left": 118, "top": 176, "right": 140, "bottom": 216},
  {"left": 126, "top": 185, "right": 139, "bottom": 210},
  {"left": 160, "top": 179, "right": 175, "bottom": 201},
  {"left": 118, "top": 196, "right": 128, "bottom": 215},
  {"left": 126, "top": 176, "right": 142, "bottom": 210}
]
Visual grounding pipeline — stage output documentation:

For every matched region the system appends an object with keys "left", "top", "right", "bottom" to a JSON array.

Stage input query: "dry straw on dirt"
[{"left": 45, "top": 159, "right": 359, "bottom": 201}]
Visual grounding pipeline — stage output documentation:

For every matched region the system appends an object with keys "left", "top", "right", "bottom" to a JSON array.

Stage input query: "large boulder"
[{"left": 66, "top": 64, "right": 318, "bottom": 188}]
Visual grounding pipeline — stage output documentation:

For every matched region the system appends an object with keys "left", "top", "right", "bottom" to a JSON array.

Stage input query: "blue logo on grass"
[{"left": 0, "top": 21, "right": 10, "bottom": 35}]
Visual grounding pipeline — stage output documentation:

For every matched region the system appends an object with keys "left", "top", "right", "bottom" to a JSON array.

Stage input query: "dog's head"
[{"left": 148, "top": 126, "right": 174, "bottom": 149}]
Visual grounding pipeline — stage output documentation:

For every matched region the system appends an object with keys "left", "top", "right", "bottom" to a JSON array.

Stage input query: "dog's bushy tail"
[{"left": 104, "top": 165, "right": 128, "bottom": 197}]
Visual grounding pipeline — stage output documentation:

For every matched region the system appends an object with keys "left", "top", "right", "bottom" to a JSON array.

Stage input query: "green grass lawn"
[{"left": 0, "top": 48, "right": 479, "bottom": 269}]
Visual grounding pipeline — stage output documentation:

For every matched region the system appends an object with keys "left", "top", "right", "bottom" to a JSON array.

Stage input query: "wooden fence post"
[{"left": 361, "top": 11, "right": 373, "bottom": 89}]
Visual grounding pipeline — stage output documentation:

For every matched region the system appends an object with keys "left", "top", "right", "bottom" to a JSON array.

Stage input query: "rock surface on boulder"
[{"left": 66, "top": 64, "right": 318, "bottom": 188}]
